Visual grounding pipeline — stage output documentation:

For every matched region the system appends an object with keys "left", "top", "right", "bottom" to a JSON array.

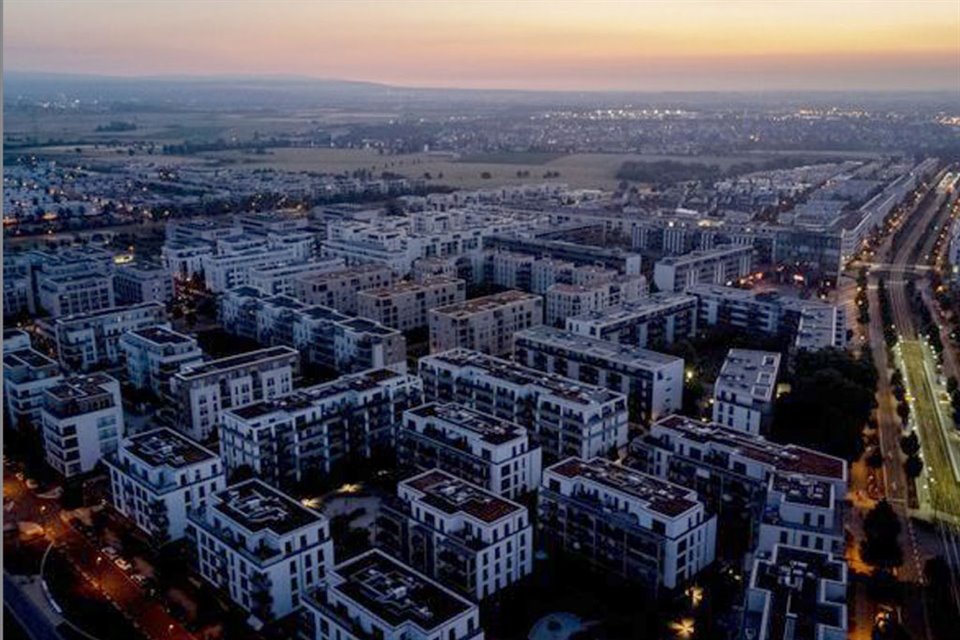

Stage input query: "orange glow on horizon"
[{"left": 3, "top": 0, "right": 959, "bottom": 91}]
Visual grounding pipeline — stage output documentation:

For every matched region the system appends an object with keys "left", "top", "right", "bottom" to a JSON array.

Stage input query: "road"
[
  {"left": 3, "top": 572, "right": 65, "bottom": 640},
  {"left": 2, "top": 467, "right": 194, "bottom": 640}
]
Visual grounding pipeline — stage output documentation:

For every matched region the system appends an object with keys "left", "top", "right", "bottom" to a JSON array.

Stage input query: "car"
[
  {"left": 114, "top": 558, "right": 133, "bottom": 572},
  {"left": 131, "top": 573, "right": 148, "bottom": 587},
  {"left": 25, "top": 479, "right": 38, "bottom": 490},
  {"left": 101, "top": 545, "right": 120, "bottom": 559}
]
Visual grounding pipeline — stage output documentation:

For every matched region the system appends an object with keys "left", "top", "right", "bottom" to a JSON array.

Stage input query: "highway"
[{"left": 883, "top": 169, "right": 960, "bottom": 616}]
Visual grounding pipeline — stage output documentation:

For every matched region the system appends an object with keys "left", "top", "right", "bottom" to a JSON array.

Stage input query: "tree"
[
  {"left": 866, "top": 448, "right": 885, "bottom": 469},
  {"left": 897, "top": 402, "right": 910, "bottom": 425},
  {"left": 861, "top": 499, "right": 903, "bottom": 569},
  {"left": 900, "top": 431, "right": 920, "bottom": 457},
  {"left": 904, "top": 455, "right": 924, "bottom": 479}
]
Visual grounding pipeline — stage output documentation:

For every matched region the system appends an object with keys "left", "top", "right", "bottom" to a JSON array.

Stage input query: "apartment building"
[
  {"left": 627, "top": 414, "right": 847, "bottom": 548},
  {"left": 202, "top": 245, "right": 302, "bottom": 293},
  {"left": 544, "top": 276, "right": 646, "bottom": 327},
  {"left": 187, "top": 479, "right": 333, "bottom": 623},
  {"left": 418, "top": 349, "right": 628, "bottom": 460},
  {"left": 565, "top": 293, "right": 698, "bottom": 349},
  {"left": 377, "top": 470, "right": 533, "bottom": 600},
  {"left": 741, "top": 544, "right": 848, "bottom": 640},
  {"left": 687, "top": 284, "right": 848, "bottom": 350},
  {"left": 219, "top": 369, "right": 423, "bottom": 487},
  {"left": 114, "top": 260, "right": 174, "bottom": 304},
  {"left": 653, "top": 244, "right": 753, "bottom": 293},
  {"left": 106, "top": 428, "right": 226, "bottom": 544},
  {"left": 40, "top": 373, "right": 125, "bottom": 478},
  {"left": 294, "top": 264, "right": 398, "bottom": 315},
  {"left": 756, "top": 473, "right": 844, "bottom": 556},
  {"left": 300, "top": 549, "right": 483, "bottom": 640},
  {"left": 120, "top": 326, "right": 205, "bottom": 398},
  {"left": 171, "top": 346, "right": 299, "bottom": 442},
  {"left": 397, "top": 402, "right": 542, "bottom": 498},
  {"left": 3, "top": 329, "right": 32, "bottom": 353},
  {"left": 161, "top": 239, "right": 214, "bottom": 282},
  {"left": 223, "top": 287, "right": 407, "bottom": 374},
  {"left": 485, "top": 235, "right": 643, "bottom": 275},
  {"left": 3, "top": 348, "right": 63, "bottom": 432},
  {"left": 539, "top": 457, "right": 717, "bottom": 593},
  {"left": 38, "top": 272, "right": 116, "bottom": 317},
  {"left": 47, "top": 302, "right": 168, "bottom": 371},
  {"left": 247, "top": 257, "right": 346, "bottom": 297},
  {"left": 356, "top": 277, "right": 467, "bottom": 332},
  {"left": 428, "top": 290, "right": 543, "bottom": 357},
  {"left": 712, "top": 349, "right": 781, "bottom": 435},
  {"left": 514, "top": 326, "right": 683, "bottom": 423}
]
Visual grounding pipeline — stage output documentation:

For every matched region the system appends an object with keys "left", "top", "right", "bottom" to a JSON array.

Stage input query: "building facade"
[
  {"left": 120, "top": 326, "right": 205, "bottom": 398},
  {"left": 712, "top": 349, "right": 781, "bottom": 435},
  {"left": 428, "top": 290, "right": 544, "bottom": 357},
  {"left": 397, "top": 402, "right": 542, "bottom": 499}
]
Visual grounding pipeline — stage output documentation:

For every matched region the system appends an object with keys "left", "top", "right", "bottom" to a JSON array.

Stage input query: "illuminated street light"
[{"left": 670, "top": 618, "right": 695, "bottom": 638}]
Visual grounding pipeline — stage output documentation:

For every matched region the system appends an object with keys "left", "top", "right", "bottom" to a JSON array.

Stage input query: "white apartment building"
[
  {"left": 106, "top": 428, "right": 226, "bottom": 544},
  {"left": 161, "top": 239, "right": 214, "bottom": 282},
  {"left": 3, "top": 329, "right": 33, "bottom": 352},
  {"left": 219, "top": 287, "right": 407, "bottom": 374},
  {"left": 40, "top": 373, "right": 125, "bottom": 478},
  {"left": 428, "top": 290, "right": 543, "bottom": 357},
  {"left": 38, "top": 272, "right": 115, "bottom": 317},
  {"left": 294, "top": 264, "right": 398, "bottom": 315},
  {"left": 47, "top": 302, "right": 168, "bottom": 371},
  {"left": 166, "top": 219, "right": 242, "bottom": 243},
  {"left": 565, "top": 293, "right": 698, "bottom": 349},
  {"left": 120, "top": 326, "right": 205, "bottom": 398},
  {"left": 219, "top": 368, "right": 423, "bottom": 487},
  {"left": 300, "top": 549, "right": 484, "bottom": 640},
  {"left": 171, "top": 346, "right": 299, "bottom": 442},
  {"left": 653, "top": 244, "right": 753, "bottom": 293},
  {"left": 397, "top": 402, "right": 542, "bottom": 498},
  {"left": 544, "top": 276, "right": 646, "bottom": 327},
  {"left": 742, "top": 544, "right": 848, "bottom": 640},
  {"left": 114, "top": 260, "right": 174, "bottom": 304},
  {"left": 419, "top": 349, "right": 629, "bottom": 460},
  {"left": 514, "top": 326, "right": 683, "bottom": 424},
  {"left": 539, "top": 457, "right": 717, "bottom": 593},
  {"left": 378, "top": 469, "right": 533, "bottom": 600},
  {"left": 3, "top": 348, "right": 63, "bottom": 432},
  {"left": 187, "top": 479, "right": 334, "bottom": 623},
  {"left": 356, "top": 277, "right": 466, "bottom": 332},
  {"left": 756, "top": 473, "right": 844, "bottom": 556},
  {"left": 247, "top": 257, "right": 346, "bottom": 297},
  {"left": 202, "top": 245, "right": 301, "bottom": 293},
  {"left": 687, "top": 284, "right": 848, "bottom": 350},
  {"left": 712, "top": 349, "right": 782, "bottom": 435}
]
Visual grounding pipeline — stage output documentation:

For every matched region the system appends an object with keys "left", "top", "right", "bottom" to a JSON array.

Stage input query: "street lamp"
[{"left": 670, "top": 618, "right": 695, "bottom": 638}]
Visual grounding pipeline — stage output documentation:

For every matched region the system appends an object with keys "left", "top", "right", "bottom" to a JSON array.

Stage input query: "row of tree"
[{"left": 856, "top": 267, "right": 870, "bottom": 325}]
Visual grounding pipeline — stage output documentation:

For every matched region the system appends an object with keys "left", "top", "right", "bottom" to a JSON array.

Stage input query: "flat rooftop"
[
  {"left": 568, "top": 293, "right": 696, "bottom": 324},
  {"left": 746, "top": 545, "right": 846, "bottom": 640},
  {"left": 126, "top": 325, "right": 195, "bottom": 346},
  {"left": 432, "top": 290, "right": 540, "bottom": 318},
  {"left": 405, "top": 470, "right": 522, "bottom": 524},
  {"left": 425, "top": 348, "right": 623, "bottom": 407},
  {"left": 656, "top": 244, "right": 751, "bottom": 267},
  {"left": 55, "top": 302, "right": 165, "bottom": 325},
  {"left": 176, "top": 346, "right": 297, "bottom": 379},
  {"left": 770, "top": 473, "right": 834, "bottom": 509},
  {"left": 4, "top": 348, "right": 58, "bottom": 370},
  {"left": 329, "top": 550, "right": 474, "bottom": 631},
  {"left": 548, "top": 457, "right": 701, "bottom": 518},
  {"left": 515, "top": 326, "right": 681, "bottom": 369},
  {"left": 46, "top": 373, "right": 116, "bottom": 403},
  {"left": 229, "top": 368, "right": 408, "bottom": 421},
  {"left": 124, "top": 428, "right": 217, "bottom": 469},
  {"left": 716, "top": 349, "right": 781, "bottom": 402},
  {"left": 654, "top": 415, "right": 846, "bottom": 481},
  {"left": 360, "top": 277, "right": 462, "bottom": 298},
  {"left": 409, "top": 402, "right": 528, "bottom": 445},
  {"left": 212, "top": 479, "right": 322, "bottom": 535}
]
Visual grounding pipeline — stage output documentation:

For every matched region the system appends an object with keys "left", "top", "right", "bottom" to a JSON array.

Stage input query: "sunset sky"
[{"left": 5, "top": 0, "right": 959, "bottom": 91}]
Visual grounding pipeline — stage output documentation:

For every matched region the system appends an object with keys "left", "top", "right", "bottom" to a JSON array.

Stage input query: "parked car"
[
  {"left": 101, "top": 545, "right": 120, "bottom": 559},
  {"left": 131, "top": 573, "right": 148, "bottom": 587},
  {"left": 114, "top": 557, "right": 133, "bottom": 572}
]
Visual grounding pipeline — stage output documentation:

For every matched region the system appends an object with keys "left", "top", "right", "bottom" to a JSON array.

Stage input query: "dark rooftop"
[
  {"left": 549, "top": 457, "right": 701, "bottom": 518},
  {"left": 212, "top": 479, "right": 322, "bottom": 535},
  {"left": 409, "top": 402, "right": 527, "bottom": 446},
  {"left": 127, "top": 325, "right": 195, "bottom": 346},
  {"left": 331, "top": 550, "right": 473, "bottom": 631},
  {"left": 124, "top": 428, "right": 217, "bottom": 469},
  {"left": 405, "top": 470, "right": 521, "bottom": 524},
  {"left": 176, "top": 346, "right": 297, "bottom": 379}
]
